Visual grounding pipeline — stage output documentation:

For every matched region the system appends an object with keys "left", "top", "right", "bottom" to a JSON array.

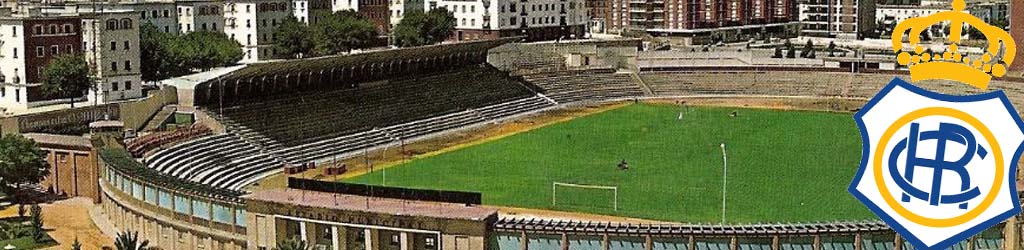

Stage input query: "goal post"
[{"left": 552, "top": 182, "right": 619, "bottom": 211}]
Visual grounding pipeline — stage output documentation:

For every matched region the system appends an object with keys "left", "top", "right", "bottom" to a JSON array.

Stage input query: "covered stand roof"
[{"left": 212, "top": 39, "right": 517, "bottom": 84}]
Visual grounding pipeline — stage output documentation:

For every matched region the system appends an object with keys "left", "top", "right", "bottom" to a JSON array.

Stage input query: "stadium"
[{"left": 89, "top": 38, "right": 1022, "bottom": 250}]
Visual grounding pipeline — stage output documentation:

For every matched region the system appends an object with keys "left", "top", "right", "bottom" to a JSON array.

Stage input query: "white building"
[
  {"left": 876, "top": 3, "right": 971, "bottom": 38},
  {"left": 0, "top": 8, "right": 88, "bottom": 111},
  {"left": 124, "top": 1, "right": 179, "bottom": 34},
  {"left": 426, "top": 0, "right": 587, "bottom": 41},
  {"left": 389, "top": 0, "right": 423, "bottom": 27},
  {"left": 81, "top": 10, "right": 143, "bottom": 103},
  {"left": 799, "top": 0, "right": 876, "bottom": 39},
  {"left": 224, "top": 0, "right": 292, "bottom": 63},
  {"left": 177, "top": 0, "right": 223, "bottom": 33}
]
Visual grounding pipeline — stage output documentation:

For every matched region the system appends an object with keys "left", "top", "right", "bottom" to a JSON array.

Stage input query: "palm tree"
[
  {"left": 114, "top": 231, "right": 150, "bottom": 250},
  {"left": 274, "top": 237, "right": 309, "bottom": 250}
]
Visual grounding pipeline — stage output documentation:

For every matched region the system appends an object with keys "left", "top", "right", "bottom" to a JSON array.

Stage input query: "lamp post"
[{"left": 720, "top": 143, "right": 727, "bottom": 225}]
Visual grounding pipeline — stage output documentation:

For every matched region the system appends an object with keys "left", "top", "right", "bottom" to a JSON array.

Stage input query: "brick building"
[
  {"left": 0, "top": 9, "right": 84, "bottom": 111},
  {"left": 600, "top": 0, "right": 799, "bottom": 45}
]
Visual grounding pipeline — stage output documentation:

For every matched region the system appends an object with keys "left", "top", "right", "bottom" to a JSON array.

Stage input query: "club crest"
[{"left": 850, "top": 78, "right": 1024, "bottom": 249}]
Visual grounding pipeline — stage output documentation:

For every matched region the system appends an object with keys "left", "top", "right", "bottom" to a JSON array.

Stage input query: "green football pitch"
[{"left": 349, "top": 103, "right": 874, "bottom": 223}]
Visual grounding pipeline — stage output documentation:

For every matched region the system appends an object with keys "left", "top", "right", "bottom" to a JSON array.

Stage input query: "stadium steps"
[
  {"left": 144, "top": 133, "right": 284, "bottom": 191},
  {"left": 269, "top": 96, "right": 555, "bottom": 165},
  {"left": 140, "top": 105, "right": 177, "bottom": 132}
]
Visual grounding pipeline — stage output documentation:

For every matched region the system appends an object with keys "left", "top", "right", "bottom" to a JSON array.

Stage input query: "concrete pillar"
[
  {"left": 894, "top": 233, "right": 903, "bottom": 250},
  {"left": 400, "top": 232, "right": 412, "bottom": 250},
  {"left": 1006, "top": 218, "right": 1021, "bottom": 250},
  {"left": 299, "top": 221, "right": 308, "bottom": 242},
  {"left": 366, "top": 228, "right": 378, "bottom": 250},
  {"left": 602, "top": 234, "right": 610, "bottom": 250},
  {"left": 645, "top": 235, "right": 653, "bottom": 250},
  {"left": 561, "top": 233, "right": 569, "bottom": 250},
  {"left": 331, "top": 226, "right": 340, "bottom": 250},
  {"left": 854, "top": 233, "right": 862, "bottom": 250},
  {"left": 968, "top": 236, "right": 976, "bottom": 250},
  {"left": 730, "top": 236, "right": 738, "bottom": 250},
  {"left": 813, "top": 235, "right": 821, "bottom": 250},
  {"left": 520, "top": 231, "right": 529, "bottom": 250},
  {"left": 335, "top": 226, "right": 348, "bottom": 250},
  {"left": 688, "top": 236, "right": 696, "bottom": 250},
  {"left": 772, "top": 236, "right": 780, "bottom": 250}
]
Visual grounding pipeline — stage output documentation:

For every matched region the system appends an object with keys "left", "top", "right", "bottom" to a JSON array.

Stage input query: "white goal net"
[{"left": 552, "top": 182, "right": 618, "bottom": 211}]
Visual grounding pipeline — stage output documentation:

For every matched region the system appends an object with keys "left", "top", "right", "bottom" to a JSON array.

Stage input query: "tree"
[
  {"left": 801, "top": 40, "right": 814, "bottom": 58},
  {"left": 827, "top": 41, "right": 836, "bottom": 57},
  {"left": 30, "top": 204, "right": 43, "bottom": 242},
  {"left": 0, "top": 134, "right": 49, "bottom": 197},
  {"left": 140, "top": 23, "right": 175, "bottom": 82},
  {"left": 114, "top": 231, "right": 150, "bottom": 250},
  {"left": 785, "top": 40, "right": 796, "bottom": 58},
  {"left": 272, "top": 17, "right": 314, "bottom": 59},
  {"left": 172, "top": 31, "right": 243, "bottom": 71},
  {"left": 40, "top": 54, "right": 92, "bottom": 108},
  {"left": 393, "top": 9, "right": 456, "bottom": 47},
  {"left": 274, "top": 237, "right": 309, "bottom": 250},
  {"left": 140, "top": 24, "right": 242, "bottom": 81},
  {"left": 312, "top": 10, "right": 378, "bottom": 55}
]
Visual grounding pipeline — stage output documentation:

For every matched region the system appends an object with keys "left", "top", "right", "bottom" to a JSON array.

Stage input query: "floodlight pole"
[{"left": 720, "top": 143, "right": 727, "bottom": 225}]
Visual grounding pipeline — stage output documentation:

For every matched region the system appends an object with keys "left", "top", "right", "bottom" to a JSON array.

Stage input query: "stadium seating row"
[
  {"left": 144, "top": 95, "right": 553, "bottom": 190},
  {"left": 210, "top": 65, "right": 537, "bottom": 149},
  {"left": 637, "top": 71, "right": 1024, "bottom": 104},
  {"left": 522, "top": 68, "right": 646, "bottom": 104},
  {"left": 144, "top": 134, "right": 284, "bottom": 190},
  {"left": 126, "top": 125, "right": 212, "bottom": 158}
]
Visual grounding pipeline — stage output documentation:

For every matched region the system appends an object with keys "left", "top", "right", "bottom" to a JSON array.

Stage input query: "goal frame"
[{"left": 551, "top": 182, "right": 619, "bottom": 211}]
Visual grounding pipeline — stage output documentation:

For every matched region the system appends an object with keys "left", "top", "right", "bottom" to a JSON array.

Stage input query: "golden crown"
[{"left": 892, "top": 0, "right": 1016, "bottom": 90}]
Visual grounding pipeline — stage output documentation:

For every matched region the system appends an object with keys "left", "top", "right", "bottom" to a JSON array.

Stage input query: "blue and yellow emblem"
[{"left": 849, "top": 0, "right": 1023, "bottom": 249}]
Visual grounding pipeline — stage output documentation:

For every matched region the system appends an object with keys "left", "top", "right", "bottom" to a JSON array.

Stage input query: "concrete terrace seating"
[
  {"left": 144, "top": 134, "right": 283, "bottom": 191},
  {"left": 210, "top": 65, "right": 537, "bottom": 150},
  {"left": 522, "top": 68, "right": 645, "bottom": 103},
  {"left": 270, "top": 95, "right": 554, "bottom": 165}
]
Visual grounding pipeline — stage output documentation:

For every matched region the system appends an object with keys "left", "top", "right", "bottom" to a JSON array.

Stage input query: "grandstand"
[{"left": 96, "top": 40, "right": 1024, "bottom": 250}]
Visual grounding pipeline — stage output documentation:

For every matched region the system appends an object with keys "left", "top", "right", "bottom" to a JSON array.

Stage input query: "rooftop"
[
  {"left": 245, "top": 189, "right": 499, "bottom": 221},
  {"left": 22, "top": 133, "right": 92, "bottom": 149}
]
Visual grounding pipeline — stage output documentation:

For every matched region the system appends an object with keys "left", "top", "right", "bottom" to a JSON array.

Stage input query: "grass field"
[{"left": 349, "top": 103, "right": 874, "bottom": 223}]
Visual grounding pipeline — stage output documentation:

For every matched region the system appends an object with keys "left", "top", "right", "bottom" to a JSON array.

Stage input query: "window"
[
  {"left": 110, "top": 61, "right": 118, "bottom": 71},
  {"left": 163, "top": 10, "right": 170, "bottom": 17},
  {"left": 106, "top": 19, "right": 118, "bottom": 30},
  {"left": 110, "top": 41, "right": 117, "bottom": 51},
  {"left": 51, "top": 45, "right": 59, "bottom": 55},
  {"left": 141, "top": 11, "right": 147, "bottom": 19},
  {"left": 202, "top": 23, "right": 207, "bottom": 31},
  {"left": 124, "top": 61, "right": 132, "bottom": 71},
  {"left": 112, "top": 81, "right": 119, "bottom": 91},
  {"left": 212, "top": 23, "right": 218, "bottom": 30},
  {"left": 14, "top": 89, "right": 19, "bottom": 102},
  {"left": 125, "top": 81, "right": 132, "bottom": 90},
  {"left": 12, "top": 48, "right": 17, "bottom": 59},
  {"left": 35, "top": 46, "right": 44, "bottom": 57},
  {"left": 11, "top": 26, "right": 16, "bottom": 37},
  {"left": 63, "top": 24, "right": 74, "bottom": 33},
  {"left": 66, "top": 44, "right": 73, "bottom": 53},
  {"left": 425, "top": 238, "right": 436, "bottom": 249},
  {"left": 121, "top": 19, "right": 133, "bottom": 29},
  {"left": 124, "top": 41, "right": 130, "bottom": 51},
  {"left": 390, "top": 234, "right": 400, "bottom": 246},
  {"left": 33, "top": 25, "right": 42, "bottom": 35},
  {"left": 48, "top": 24, "right": 57, "bottom": 34}
]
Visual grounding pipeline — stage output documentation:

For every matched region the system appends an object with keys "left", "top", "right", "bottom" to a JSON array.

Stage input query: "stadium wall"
[
  {"left": 0, "top": 86, "right": 177, "bottom": 135},
  {"left": 97, "top": 148, "right": 248, "bottom": 250}
]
